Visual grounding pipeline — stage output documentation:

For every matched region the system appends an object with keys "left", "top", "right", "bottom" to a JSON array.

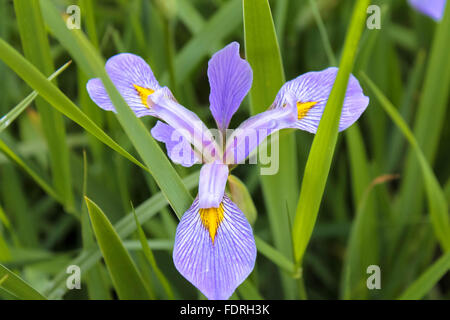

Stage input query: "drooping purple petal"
[
  {"left": 409, "top": 0, "right": 446, "bottom": 21},
  {"left": 271, "top": 67, "right": 369, "bottom": 134},
  {"left": 173, "top": 195, "right": 256, "bottom": 300},
  {"left": 150, "top": 89, "right": 220, "bottom": 163},
  {"left": 223, "top": 101, "right": 297, "bottom": 164},
  {"left": 198, "top": 162, "right": 229, "bottom": 208},
  {"left": 151, "top": 121, "right": 199, "bottom": 167},
  {"left": 208, "top": 42, "right": 253, "bottom": 131},
  {"left": 87, "top": 53, "right": 161, "bottom": 117}
]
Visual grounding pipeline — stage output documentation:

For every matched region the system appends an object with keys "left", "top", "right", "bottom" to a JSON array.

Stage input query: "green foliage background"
[{"left": 0, "top": 0, "right": 449, "bottom": 300}]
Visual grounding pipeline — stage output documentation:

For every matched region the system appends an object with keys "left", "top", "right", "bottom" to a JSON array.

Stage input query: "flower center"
[
  {"left": 297, "top": 101, "right": 317, "bottom": 120},
  {"left": 133, "top": 84, "right": 155, "bottom": 109},
  {"left": 199, "top": 204, "right": 225, "bottom": 244}
]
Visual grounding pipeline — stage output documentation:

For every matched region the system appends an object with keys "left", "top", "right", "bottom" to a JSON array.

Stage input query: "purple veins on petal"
[
  {"left": 173, "top": 195, "right": 256, "bottom": 300},
  {"left": 151, "top": 121, "right": 199, "bottom": 167},
  {"left": 208, "top": 42, "right": 253, "bottom": 132},
  {"left": 198, "top": 162, "right": 229, "bottom": 208},
  {"left": 272, "top": 67, "right": 369, "bottom": 134},
  {"left": 86, "top": 53, "right": 161, "bottom": 117},
  {"left": 408, "top": 0, "right": 446, "bottom": 21}
]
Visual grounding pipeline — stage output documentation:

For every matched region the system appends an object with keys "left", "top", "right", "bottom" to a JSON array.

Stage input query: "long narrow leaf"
[
  {"left": 243, "top": 0, "right": 299, "bottom": 299},
  {"left": 362, "top": 73, "right": 450, "bottom": 252},
  {"left": 292, "top": 0, "right": 370, "bottom": 264},
  {"left": 399, "top": 252, "right": 450, "bottom": 300},
  {"left": 40, "top": 0, "right": 193, "bottom": 218},
  {"left": 0, "top": 263, "right": 47, "bottom": 300},
  {"left": 85, "top": 197, "right": 150, "bottom": 300},
  {"left": 0, "top": 61, "right": 72, "bottom": 133},
  {"left": 0, "top": 39, "right": 147, "bottom": 171}
]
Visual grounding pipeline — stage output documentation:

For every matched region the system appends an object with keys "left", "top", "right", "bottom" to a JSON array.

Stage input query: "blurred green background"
[{"left": 0, "top": 0, "right": 449, "bottom": 300}]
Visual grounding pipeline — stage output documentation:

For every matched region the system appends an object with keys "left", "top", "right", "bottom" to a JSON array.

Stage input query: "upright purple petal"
[
  {"left": 223, "top": 102, "right": 297, "bottom": 164},
  {"left": 151, "top": 89, "right": 221, "bottom": 163},
  {"left": 198, "top": 162, "right": 229, "bottom": 208},
  {"left": 272, "top": 67, "right": 369, "bottom": 134},
  {"left": 87, "top": 53, "right": 161, "bottom": 117},
  {"left": 208, "top": 42, "right": 253, "bottom": 131},
  {"left": 151, "top": 121, "right": 199, "bottom": 167},
  {"left": 409, "top": 0, "right": 446, "bottom": 21},
  {"left": 173, "top": 195, "right": 256, "bottom": 300}
]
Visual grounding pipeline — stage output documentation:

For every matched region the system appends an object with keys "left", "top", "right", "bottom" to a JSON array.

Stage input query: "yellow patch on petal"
[
  {"left": 297, "top": 101, "right": 317, "bottom": 120},
  {"left": 199, "top": 204, "right": 225, "bottom": 244},
  {"left": 133, "top": 84, "right": 155, "bottom": 109}
]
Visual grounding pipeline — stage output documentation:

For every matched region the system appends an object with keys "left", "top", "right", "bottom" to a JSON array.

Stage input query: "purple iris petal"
[
  {"left": 272, "top": 67, "right": 369, "bottom": 134},
  {"left": 150, "top": 89, "right": 220, "bottom": 163},
  {"left": 173, "top": 195, "right": 256, "bottom": 300},
  {"left": 87, "top": 53, "right": 161, "bottom": 117},
  {"left": 409, "top": 0, "right": 446, "bottom": 21},
  {"left": 208, "top": 42, "right": 253, "bottom": 131},
  {"left": 198, "top": 162, "right": 229, "bottom": 208},
  {"left": 151, "top": 121, "right": 199, "bottom": 167},
  {"left": 223, "top": 102, "right": 297, "bottom": 164}
]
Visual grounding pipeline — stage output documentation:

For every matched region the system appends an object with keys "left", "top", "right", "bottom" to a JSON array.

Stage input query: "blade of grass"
[
  {"left": 14, "top": 0, "right": 73, "bottom": 209},
  {"left": 0, "top": 38, "right": 147, "bottom": 171},
  {"left": 254, "top": 236, "right": 296, "bottom": 275},
  {"left": 307, "top": 0, "right": 379, "bottom": 299},
  {"left": 292, "top": 0, "right": 370, "bottom": 265},
  {"left": 0, "top": 137, "right": 62, "bottom": 205},
  {"left": 164, "top": 0, "right": 241, "bottom": 86},
  {"left": 0, "top": 61, "right": 72, "bottom": 133},
  {"left": 0, "top": 263, "right": 46, "bottom": 299},
  {"left": 362, "top": 73, "right": 450, "bottom": 252},
  {"left": 132, "top": 205, "right": 174, "bottom": 299},
  {"left": 243, "top": 0, "right": 299, "bottom": 299},
  {"left": 78, "top": 0, "right": 106, "bottom": 169},
  {"left": 341, "top": 174, "right": 398, "bottom": 299},
  {"left": 396, "top": 2, "right": 450, "bottom": 228},
  {"left": 81, "top": 151, "right": 112, "bottom": 300},
  {"left": 40, "top": 0, "right": 193, "bottom": 218},
  {"left": 398, "top": 251, "right": 450, "bottom": 300},
  {"left": 85, "top": 197, "right": 151, "bottom": 300},
  {"left": 0, "top": 204, "right": 11, "bottom": 230},
  {"left": 45, "top": 171, "right": 199, "bottom": 299},
  {"left": 308, "top": 0, "right": 337, "bottom": 66}
]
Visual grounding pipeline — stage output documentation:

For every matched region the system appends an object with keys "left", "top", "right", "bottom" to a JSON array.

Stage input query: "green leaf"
[
  {"left": 399, "top": 252, "right": 450, "bottom": 300},
  {"left": 362, "top": 73, "right": 450, "bottom": 252},
  {"left": 39, "top": 0, "right": 193, "bottom": 218},
  {"left": 45, "top": 171, "right": 199, "bottom": 299},
  {"left": 254, "top": 236, "right": 296, "bottom": 275},
  {"left": 396, "top": 1, "right": 450, "bottom": 225},
  {"left": 165, "top": 0, "right": 241, "bottom": 86},
  {"left": 306, "top": 1, "right": 378, "bottom": 299},
  {"left": 0, "top": 137, "right": 62, "bottom": 205},
  {"left": 243, "top": 0, "right": 299, "bottom": 299},
  {"left": 85, "top": 197, "right": 150, "bottom": 300},
  {"left": 0, "top": 61, "right": 72, "bottom": 133},
  {"left": 292, "top": 0, "right": 370, "bottom": 264},
  {"left": 0, "top": 38, "right": 147, "bottom": 172},
  {"left": 132, "top": 205, "right": 174, "bottom": 299},
  {"left": 14, "top": 0, "right": 73, "bottom": 209},
  {"left": 0, "top": 263, "right": 47, "bottom": 300}
]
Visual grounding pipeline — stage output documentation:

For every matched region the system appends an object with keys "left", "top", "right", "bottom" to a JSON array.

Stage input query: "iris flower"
[
  {"left": 87, "top": 42, "right": 369, "bottom": 300},
  {"left": 408, "top": 0, "right": 447, "bottom": 21}
]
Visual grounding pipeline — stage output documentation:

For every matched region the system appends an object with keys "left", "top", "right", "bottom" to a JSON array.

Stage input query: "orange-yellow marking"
[
  {"left": 133, "top": 84, "right": 155, "bottom": 109},
  {"left": 199, "top": 204, "right": 225, "bottom": 244},
  {"left": 296, "top": 101, "right": 317, "bottom": 120}
]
